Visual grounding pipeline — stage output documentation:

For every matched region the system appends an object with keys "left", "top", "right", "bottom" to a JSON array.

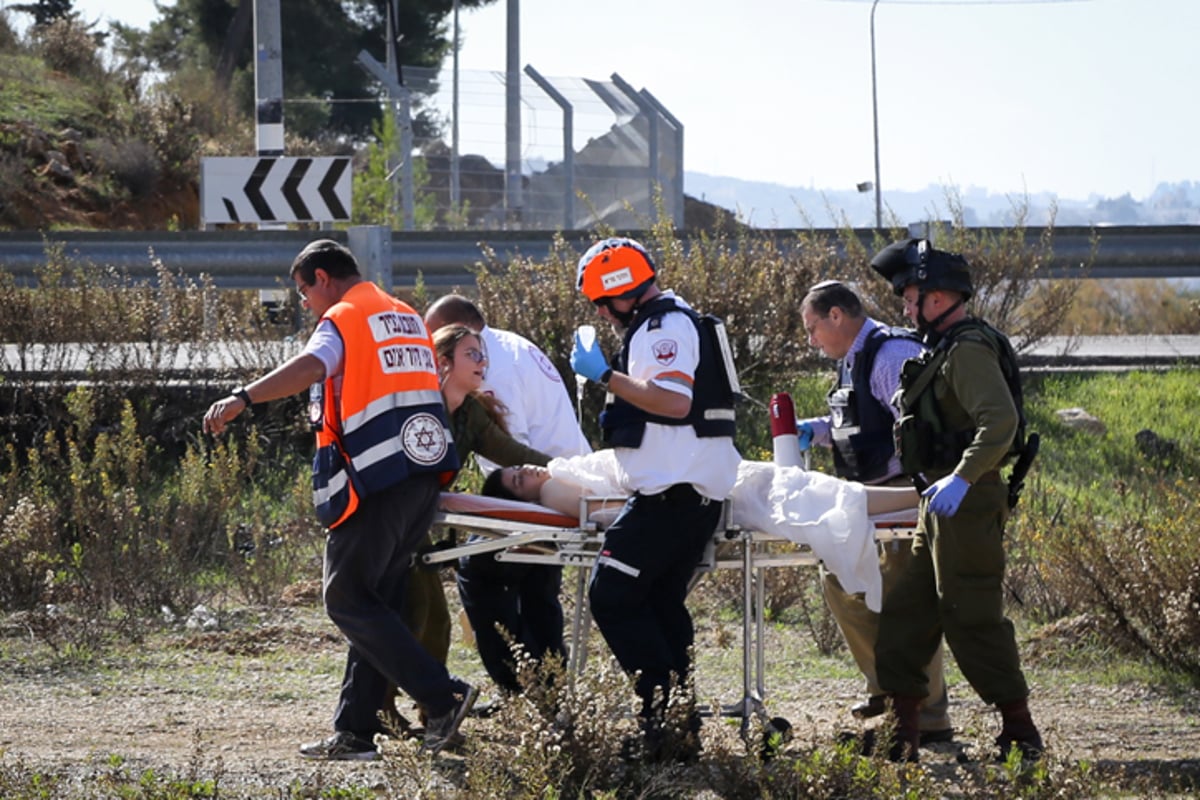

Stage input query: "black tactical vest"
[
  {"left": 893, "top": 318, "right": 1025, "bottom": 477},
  {"left": 600, "top": 296, "right": 737, "bottom": 448},
  {"left": 828, "top": 324, "right": 922, "bottom": 482}
]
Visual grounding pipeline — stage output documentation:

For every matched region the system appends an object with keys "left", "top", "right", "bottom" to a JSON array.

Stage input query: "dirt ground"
[{"left": 2, "top": 587, "right": 1199, "bottom": 797}]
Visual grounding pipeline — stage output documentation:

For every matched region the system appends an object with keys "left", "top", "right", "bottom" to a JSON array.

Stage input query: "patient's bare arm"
[
  {"left": 538, "top": 477, "right": 627, "bottom": 524},
  {"left": 863, "top": 485, "right": 919, "bottom": 515},
  {"left": 537, "top": 478, "right": 588, "bottom": 518}
]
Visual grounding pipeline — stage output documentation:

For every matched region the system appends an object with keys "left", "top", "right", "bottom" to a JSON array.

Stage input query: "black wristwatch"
[
  {"left": 599, "top": 368, "right": 613, "bottom": 389},
  {"left": 231, "top": 387, "right": 253, "bottom": 406}
]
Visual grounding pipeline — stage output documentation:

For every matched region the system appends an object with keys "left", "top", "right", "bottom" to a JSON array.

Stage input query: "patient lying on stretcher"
[
  {"left": 479, "top": 452, "right": 918, "bottom": 612},
  {"left": 486, "top": 462, "right": 916, "bottom": 519}
]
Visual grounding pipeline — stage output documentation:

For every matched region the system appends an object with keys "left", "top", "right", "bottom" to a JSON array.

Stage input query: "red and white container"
[{"left": 769, "top": 392, "right": 804, "bottom": 468}]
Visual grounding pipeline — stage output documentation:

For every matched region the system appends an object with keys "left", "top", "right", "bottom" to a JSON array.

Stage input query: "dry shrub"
[
  {"left": 378, "top": 646, "right": 645, "bottom": 798},
  {"left": 1063, "top": 279, "right": 1200, "bottom": 335},
  {"left": 129, "top": 70, "right": 249, "bottom": 179},
  {"left": 838, "top": 193, "right": 1082, "bottom": 355},
  {"left": 0, "top": 249, "right": 299, "bottom": 459},
  {"left": 940, "top": 216, "right": 1082, "bottom": 353},
  {"left": 139, "top": 89, "right": 204, "bottom": 177},
  {"left": 0, "top": 253, "right": 318, "bottom": 633},
  {"left": 0, "top": 484, "right": 62, "bottom": 613},
  {"left": 0, "top": 9, "right": 19, "bottom": 53},
  {"left": 0, "top": 152, "right": 31, "bottom": 227},
  {"left": 87, "top": 137, "right": 161, "bottom": 198},
  {"left": 0, "top": 243, "right": 296, "bottom": 352},
  {"left": 1029, "top": 480, "right": 1200, "bottom": 676},
  {"left": 999, "top": 481, "right": 1078, "bottom": 624},
  {"left": 32, "top": 16, "right": 104, "bottom": 81},
  {"left": 496, "top": 647, "right": 661, "bottom": 793},
  {"left": 0, "top": 382, "right": 316, "bottom": 640}
]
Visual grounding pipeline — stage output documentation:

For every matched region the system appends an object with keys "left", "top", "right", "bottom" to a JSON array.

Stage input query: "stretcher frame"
[{"left": 424, "top": 492, "right": 917, "bottom": 732}]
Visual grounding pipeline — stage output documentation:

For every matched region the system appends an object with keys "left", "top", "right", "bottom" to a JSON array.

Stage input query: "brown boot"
[
  {"left": 887, "top": 694, "right": 922, "bottom": 763},
  {"left": 996, "top": 697, "right": 1044, "bottom": 763}
]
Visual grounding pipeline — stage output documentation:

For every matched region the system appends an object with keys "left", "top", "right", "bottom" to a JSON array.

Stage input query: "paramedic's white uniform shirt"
[
  {"left": 475, "top": 325, "right": 591, "bottom": 474},
  {"left": 302, "top": 319, "right": 343, "bottom": 406},
  {"left": 613, "top": 292, "right": 741, "bottom": 502}
]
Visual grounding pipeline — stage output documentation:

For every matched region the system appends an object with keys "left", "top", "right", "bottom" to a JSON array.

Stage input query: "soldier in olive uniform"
[
  {"left": 796, "top": 281, "right": 953, "bottom": 745},
  {"left": 868, "top": 238, "right": 1043, "bottom": 764}
]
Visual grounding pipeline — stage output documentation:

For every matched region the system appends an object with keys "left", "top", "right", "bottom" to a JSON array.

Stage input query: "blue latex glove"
[
  {"left": 570, "top": 328, "right": 610, "bottom": 383},
  {"left": 796, "top": 421, "right": 814, "bottom": 451},
  {"left": 922, "top": 474, "right": 970, "bottom": 517}
]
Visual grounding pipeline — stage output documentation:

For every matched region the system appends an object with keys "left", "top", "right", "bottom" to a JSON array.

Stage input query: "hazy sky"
[{"left": 55, "top": 0, "right": 1200, "bottom": 202}]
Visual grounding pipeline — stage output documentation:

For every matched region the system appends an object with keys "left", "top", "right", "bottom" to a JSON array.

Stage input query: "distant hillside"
[
  {"left": 2, "top": 13, "right": 1193, "bottom": 234},
  {"left": 684, "top": 172, "right": 1200, "bottom": 229}
]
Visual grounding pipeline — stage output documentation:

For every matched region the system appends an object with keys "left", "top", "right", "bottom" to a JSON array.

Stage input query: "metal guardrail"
[
  {"left": 1, "top": 226, "right": 1199, "bottom": 289},
  {"left": 7, "top": 336, "right": 1197, "bottom": 383}
]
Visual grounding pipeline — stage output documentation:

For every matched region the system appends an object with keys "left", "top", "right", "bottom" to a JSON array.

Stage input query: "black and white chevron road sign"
[{"left": 200, "top": 157, "right": 352, "bottom": 224}]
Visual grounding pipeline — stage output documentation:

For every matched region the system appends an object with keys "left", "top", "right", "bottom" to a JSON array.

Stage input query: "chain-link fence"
[{"left": 400, "top": 65, "right": 683, "bottom": 230}]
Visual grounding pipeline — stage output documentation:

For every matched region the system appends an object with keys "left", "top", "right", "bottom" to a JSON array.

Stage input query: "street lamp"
[
  {"left": 855, "top": 0, "right": 1085, "bottom": 229},
  {"left": 870, "top": 0, "right": 882, "bottom": 230},
  {"left": 450, "top": 0, "right": 460, "bottom": 213}
]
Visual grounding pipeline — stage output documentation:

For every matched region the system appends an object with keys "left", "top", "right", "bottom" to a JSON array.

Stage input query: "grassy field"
[{"left": 1, "top": 369, "right": 1198, "bottom": 798}]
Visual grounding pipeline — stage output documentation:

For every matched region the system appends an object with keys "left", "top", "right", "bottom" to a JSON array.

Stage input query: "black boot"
[
  {"left": 840, "top": 694, "right": 922, "bottom": 762},
  {"left": 996, "top": 697, "right": 1044, "bottom": 763},
  {"left": 888, "top": 694, "right": 922, "bottom": 763}
]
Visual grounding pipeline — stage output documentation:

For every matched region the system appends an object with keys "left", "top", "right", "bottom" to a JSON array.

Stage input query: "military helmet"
[
  {"left": 576, "top": 237, "right": 657, "bottom": 303},
  {"left": 869, "top": 237, "right": 974, "bottom": 300}
]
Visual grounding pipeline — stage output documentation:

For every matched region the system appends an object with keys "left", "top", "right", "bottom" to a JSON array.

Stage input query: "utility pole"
[
  {"left": 252, "top": 0, "right": 285, "bottom": 319},
  {"left": 870, "top": 0, "right": 882, "bottom": 230},
  {"left": 254, "top": 0, "right": 284, "bottom": 160},
  {"left": 504, "top": 0, "right": 522, "bottom": 227},
  {"left": 374, "top": 0, "right": 414, "bottom": 230},
  {"left": 451, "top": 0, "right": 461, "bottom": 215}
]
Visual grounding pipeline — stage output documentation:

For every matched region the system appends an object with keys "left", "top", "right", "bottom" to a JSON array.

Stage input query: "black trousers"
[
  {"left": 588, "top": 484, "right": 721, "bottom": 718},
  {"left": 323, "top": 473, "right": 463, "bottom": 735},
  {"left": 456, "top": 547, "right": 567, "bottom": 694}
]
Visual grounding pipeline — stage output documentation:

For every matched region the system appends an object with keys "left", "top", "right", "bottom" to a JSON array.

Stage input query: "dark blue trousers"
[
  {"left": 588, "top": 485, "right": 721, "bottom": 718},
  {"left": 324, "top": 473, "right": 462, "bottom": 736},
  {"left": 456, "top": 549, "right": 566, "bottom": 693}
]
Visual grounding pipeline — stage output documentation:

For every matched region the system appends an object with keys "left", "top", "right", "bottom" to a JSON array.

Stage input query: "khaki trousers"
[{"left": 821, "top": 539, "right": 952, "bottom": 732}]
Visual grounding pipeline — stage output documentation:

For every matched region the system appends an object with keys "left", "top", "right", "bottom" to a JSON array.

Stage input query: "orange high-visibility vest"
[{"left": 311, "top": 282, "right": 458, "bottom": 528}]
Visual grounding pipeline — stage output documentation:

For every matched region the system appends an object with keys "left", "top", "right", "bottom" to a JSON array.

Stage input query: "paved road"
[
  {"left": 0, "top": 340, "right": 299, "bottom": 379},
  {"left": 1022, "top": 335, "right": 1200, "bottom": 369},
  {"left": 3, "top": 336, "right": 1198, "bottom": 380}
]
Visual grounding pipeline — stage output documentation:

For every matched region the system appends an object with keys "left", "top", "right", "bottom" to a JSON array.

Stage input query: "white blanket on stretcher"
[{"left": 548, "top": 454, "right": 884, "bottom": 611}]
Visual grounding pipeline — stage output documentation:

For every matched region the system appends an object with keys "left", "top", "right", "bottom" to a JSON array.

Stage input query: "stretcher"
[{"left": 424, "top": 489, "right": 918, "bottom": 733}]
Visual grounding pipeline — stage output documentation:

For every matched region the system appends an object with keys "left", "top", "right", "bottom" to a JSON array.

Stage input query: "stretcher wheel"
[{"left": 761, "top": 716, "right": 793, "bottom": 760}]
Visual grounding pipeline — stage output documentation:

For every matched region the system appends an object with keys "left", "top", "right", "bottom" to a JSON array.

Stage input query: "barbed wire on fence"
[{"left": 286, "top": 66, "right": 684, "bottom": 231}]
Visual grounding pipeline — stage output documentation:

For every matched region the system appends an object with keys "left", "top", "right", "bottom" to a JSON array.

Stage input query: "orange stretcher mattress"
[{"left": 437, "top": 492, "right": 582, "bottom": 528}]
